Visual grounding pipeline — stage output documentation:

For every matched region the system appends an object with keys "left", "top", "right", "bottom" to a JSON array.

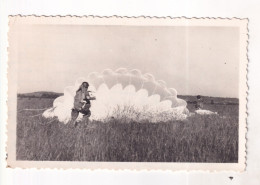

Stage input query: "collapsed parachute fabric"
[{"left": 43, "top": 68, "right": 189, "bottom": 123}]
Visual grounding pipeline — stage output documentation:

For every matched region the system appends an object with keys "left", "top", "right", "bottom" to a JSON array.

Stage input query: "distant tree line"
[
  {"left": 186, "top": 100, "right": 238, "bottom": 105},
  {"left": 17, "top": 93, "right": 63, "bottom": 99}
]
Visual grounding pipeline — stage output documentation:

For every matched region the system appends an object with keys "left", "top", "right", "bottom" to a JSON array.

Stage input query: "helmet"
[{"left": 83, "top": 82, "right": 89, "bottom": 87}]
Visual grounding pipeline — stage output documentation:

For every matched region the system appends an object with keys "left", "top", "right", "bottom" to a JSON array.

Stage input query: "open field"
[{"left": 16, "top": 95, "right": 238, "bottom": 162}]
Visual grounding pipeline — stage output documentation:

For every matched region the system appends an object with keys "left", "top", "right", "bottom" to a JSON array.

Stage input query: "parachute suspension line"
[
  {"left": 140, "top": 78, "right": 145, "bottom": 92},
  {"left": 128, "top": 75, "right": 139, "bottom": 106},
  {"left": 18, "top": 108, "right": 51, "bottom": 113},
  {"left": 145, "top": 83, "right": 161, "bottom": 112},
  {"left": 45, "top": 118, "right": 58, "bottom": 124},
  {"left": 101, "top": 76, "right": 106, "bottom": 86},
  {"left": 151, "top": 85, "right": 158, "bottom": 96},
  {"left": 126, "top": 74, "right": 131, "bottom": 102},
  {"left": 126, "top": 74, "right": 132, "bottom": 108},
  {"left": 129, "top": 74, "right": 132, "bottom": 86},
  {"left": 127, "top": 74, "right": 131, "bottom": 87},
  {"left": 29, "top": 113, "right": 44, "bottom": 117}
]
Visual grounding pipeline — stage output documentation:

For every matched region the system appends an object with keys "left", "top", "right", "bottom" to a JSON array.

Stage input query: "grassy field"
[{"left": 16, "top": 96, "right": 238, "bottom": 162}]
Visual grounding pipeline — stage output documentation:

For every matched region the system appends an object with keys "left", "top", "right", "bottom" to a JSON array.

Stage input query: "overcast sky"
[{"left": 12, "top": 24, "right": 239, "bottom": 97}]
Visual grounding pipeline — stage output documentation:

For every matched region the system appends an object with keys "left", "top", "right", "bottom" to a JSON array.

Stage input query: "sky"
[{"left": 12, "top": 24, "right": 239, "bottom": 97}]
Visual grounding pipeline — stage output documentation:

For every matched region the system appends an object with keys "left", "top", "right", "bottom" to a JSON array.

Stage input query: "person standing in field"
[
  {"left": 195, "top": 95, "right": 204, "bottom": 110},
  {"left": 71, "top": 82, "right": 96, "bottom": 124}
]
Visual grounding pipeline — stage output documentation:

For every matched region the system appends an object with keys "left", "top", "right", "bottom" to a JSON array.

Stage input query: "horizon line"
[{"left": 17, "top": 91, "right": 239, "bottom": 99}]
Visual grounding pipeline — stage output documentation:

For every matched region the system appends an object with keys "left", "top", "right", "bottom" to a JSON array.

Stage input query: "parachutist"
[{"left": 71, "top": 82, "right": 96, "bottom": 124}]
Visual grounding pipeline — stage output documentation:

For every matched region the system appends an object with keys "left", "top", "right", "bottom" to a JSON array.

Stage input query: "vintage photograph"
[{"left": 7, "top": 16, "right": 247, "bottom": 170}]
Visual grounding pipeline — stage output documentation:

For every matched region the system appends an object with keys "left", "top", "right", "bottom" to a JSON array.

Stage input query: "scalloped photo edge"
[{"left": 6, "top": 16, "right": 248, "bottom": 171}]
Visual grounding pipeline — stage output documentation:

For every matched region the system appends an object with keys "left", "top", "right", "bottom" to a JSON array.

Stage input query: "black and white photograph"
[{"left": 7, "top": 16, "right": 247, "bottom": 170}]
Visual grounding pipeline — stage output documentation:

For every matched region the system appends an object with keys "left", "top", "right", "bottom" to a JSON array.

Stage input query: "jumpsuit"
[{"left": 71, "top": 90, "right": 91, "bottom": 122}]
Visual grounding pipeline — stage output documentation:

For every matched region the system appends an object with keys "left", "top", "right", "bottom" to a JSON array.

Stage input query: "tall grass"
[{"left": 16, "top": 98, "right": 238, "bottom": 162}]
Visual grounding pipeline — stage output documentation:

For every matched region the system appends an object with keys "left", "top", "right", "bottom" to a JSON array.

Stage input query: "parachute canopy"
[{"left": 43, "top": 68, "right": 188, "bottom": 123}]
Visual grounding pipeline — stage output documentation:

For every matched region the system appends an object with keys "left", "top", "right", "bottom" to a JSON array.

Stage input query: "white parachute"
[
  {"left": 195, "top": 109, "right": 218, "bottom": 115},
  {"left": 43, "top": 68, "right": 189, "bottom": 123}
]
